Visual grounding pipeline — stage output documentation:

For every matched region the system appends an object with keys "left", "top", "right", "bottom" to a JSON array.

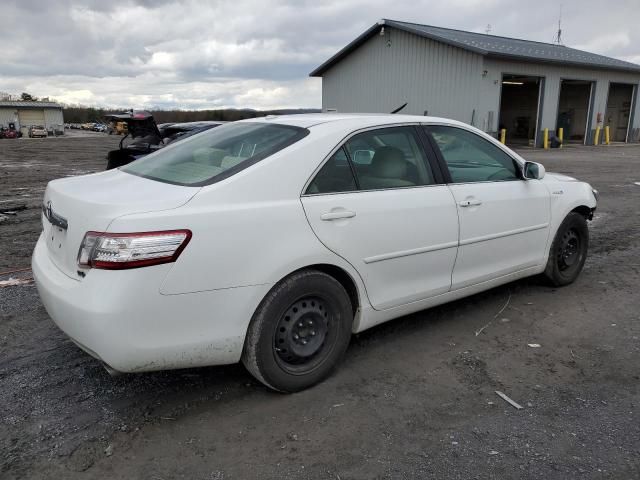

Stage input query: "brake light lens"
[{"left": 78, "top": 230, "right": 192, "bottom": 270}]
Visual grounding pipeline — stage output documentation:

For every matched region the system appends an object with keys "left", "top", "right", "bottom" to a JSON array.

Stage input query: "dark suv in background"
[{"left": 105, "top": 111, "right": 224, "bottom": 169}]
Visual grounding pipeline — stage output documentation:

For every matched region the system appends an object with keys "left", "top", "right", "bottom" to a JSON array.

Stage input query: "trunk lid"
[
  {"left": 105, "top": 111, "right": 162, "bottom": 142},
  {"left": 41, "top": 169, "right": 199, "bottom": 279}
]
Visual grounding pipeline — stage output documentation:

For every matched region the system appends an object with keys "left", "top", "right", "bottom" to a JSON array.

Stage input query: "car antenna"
[{"left": 390, "top": 103, "right": 407, "bottom": 114}]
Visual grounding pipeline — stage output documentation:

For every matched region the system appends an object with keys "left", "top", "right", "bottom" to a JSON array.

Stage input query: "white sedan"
[{"left": 33, "top": 114, "right": 597, "bottom": 392}]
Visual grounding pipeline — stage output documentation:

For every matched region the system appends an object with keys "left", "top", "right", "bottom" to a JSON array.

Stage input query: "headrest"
[{"left": 370, "top": 146, "right": 406, "bottom": 178}]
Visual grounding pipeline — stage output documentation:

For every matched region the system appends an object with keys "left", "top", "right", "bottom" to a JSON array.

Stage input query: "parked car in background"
[
  {"left": 28, "top": 125, "right": 47, "bottom": 138},
  {"left": 33, "top": 114, "right": 598, "bottom": 392},
  {"left": 47, "top": 124, "right": 64, "bottom": 136},
  {"left": 105, "top": 112, "right": 224, "bottom": 169},
  {"left": 0, "top": 126, "right": 19, "bottom": 139}
]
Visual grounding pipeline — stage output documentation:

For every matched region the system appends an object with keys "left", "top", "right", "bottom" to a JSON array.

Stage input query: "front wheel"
[
  {"left": 242, "top": 270, "right": 353, "bottom": 392},
  {"left": 544, "top": 212, "right": 589, "bottom": 286}
]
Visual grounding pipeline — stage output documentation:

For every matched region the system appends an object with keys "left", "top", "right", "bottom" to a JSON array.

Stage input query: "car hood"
[{"left": 544, "top": 172, "right": 579, "bottom": 182}]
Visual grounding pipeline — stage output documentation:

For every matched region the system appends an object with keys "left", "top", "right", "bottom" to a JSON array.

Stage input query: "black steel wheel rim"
[
  {"left": 557, "top": 228, "right": 581, "bottom": 271},
  {"left": 273, "top": 296, "right": 334, "bottom": 373}
]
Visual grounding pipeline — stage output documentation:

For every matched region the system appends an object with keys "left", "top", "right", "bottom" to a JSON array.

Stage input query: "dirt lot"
[{"left": 1, "top": 134, "right": 639, "bottom": 479}]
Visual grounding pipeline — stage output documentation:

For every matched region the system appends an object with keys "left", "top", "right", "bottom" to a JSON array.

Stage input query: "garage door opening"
[
  {"left": 498, "top": 75, "right": 542, "bottom": 146},
  {"left": 556, "top": 80, "right": 593, "bottom": 144},
  {"left": 606, "top": 83, "right": 635, "bottom": 142},
  {"left": 18, "top": 109, "right": 46, "bottom": 137}
]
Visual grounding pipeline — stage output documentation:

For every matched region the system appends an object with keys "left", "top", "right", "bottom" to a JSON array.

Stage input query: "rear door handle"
[
  {"left": 458, "top": 199, "right": 482, "bottom": 207},
  {"left": 321, "top": 210, "right": 356, "bottom": 221}
]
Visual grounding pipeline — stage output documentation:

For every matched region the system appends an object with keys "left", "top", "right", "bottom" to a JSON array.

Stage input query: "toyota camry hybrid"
[{"left": 33, "top": 114, "right": 598, "bottom": 392}]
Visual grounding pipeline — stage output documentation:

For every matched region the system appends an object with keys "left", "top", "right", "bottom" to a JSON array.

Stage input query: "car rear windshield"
[{"left": 122, "top": 122, "right": 308, "bottom": 186}]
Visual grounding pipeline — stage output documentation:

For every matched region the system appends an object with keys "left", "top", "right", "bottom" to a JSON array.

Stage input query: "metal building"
[
  {"left": 310, "top": 19, "right": 640, "bottom": 146},
  {"left": 0, "top": 101, "right": 64, "bottom": 136}
]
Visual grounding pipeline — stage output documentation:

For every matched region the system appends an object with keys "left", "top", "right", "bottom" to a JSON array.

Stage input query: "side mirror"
[{"left": 523, "top": 161, "right": 545, "bottom": 180}]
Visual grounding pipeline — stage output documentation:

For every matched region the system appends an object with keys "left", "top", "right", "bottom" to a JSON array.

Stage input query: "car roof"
[
  {"left": 241, "top": 113, "right": 470, "bottom": 129},
  {"left": 173, "top": 121, "right": 226, "bottom": 126}
]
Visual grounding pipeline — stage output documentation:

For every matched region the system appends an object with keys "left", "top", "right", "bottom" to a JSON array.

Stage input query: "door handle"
[
  {"left": 458, "top": 199, "right": 482, "bottom": 207},
  {"left": 321, "top": 210, "right": 356, "bottom": 221}
]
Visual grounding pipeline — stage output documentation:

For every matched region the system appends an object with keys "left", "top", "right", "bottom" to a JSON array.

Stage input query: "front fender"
[{"left": 543, "top": 180, "right": 597, "bottom": 262}]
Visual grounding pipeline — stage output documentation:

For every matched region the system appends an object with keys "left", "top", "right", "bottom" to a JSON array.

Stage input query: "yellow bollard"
[
  {"left": 500, "top": 128, "right": 506, "bottom": 144},
  {"left": 595, "top": 126, "right": 601, "bottom": 145},
  {"left": 543, "top": 128, "right": 549, "bottom": 149},
  {"left": 558, "top": 127, "right": 564, "bottom": 148},
  {"left": 604, "top": 126, "right": 610, "bottom": 145}
]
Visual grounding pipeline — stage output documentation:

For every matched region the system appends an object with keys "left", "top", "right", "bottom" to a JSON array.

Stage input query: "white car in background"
[
  {"left": 32, "top": 114, "right": 597, "bottom": 392},
  {"left": 28, "top": 125, "right": 48, "bottom": 138}
]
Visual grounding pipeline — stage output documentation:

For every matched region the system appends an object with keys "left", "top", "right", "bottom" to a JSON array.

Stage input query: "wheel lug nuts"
[
  {"left": 302, "top": 339, "right": 307, "bottom": 345},
  {"left": 311, "top": 331, "right": 316, "bottom": 336},
  {"left": 298, "top": 322, "right": 303, "bottom": 327},
  {"left": 293, "top": 334, "right": 299, "bottom": 340}
]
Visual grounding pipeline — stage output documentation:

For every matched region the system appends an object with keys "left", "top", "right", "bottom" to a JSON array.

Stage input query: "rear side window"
[
  {"left": 345, "top": 127, "right": 434, "bottom": 190},
  {"left": 306, "top": 126, "right": 435, "bottom": 195},
  {"left": 427, "top": 125, "right": 520, "bottom": 183},
  {"left": 122, "top": 122, "right": 308, "bottom": 186},
  {"left": 306, "top": 148, "right": 356, "bottom": 194}
]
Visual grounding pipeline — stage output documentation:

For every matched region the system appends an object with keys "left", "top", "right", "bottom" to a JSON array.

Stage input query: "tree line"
[
  {"left": 1, "top": 92, "right": 319, "bottom": 123},
  {"left": 63, "top": 107, "right": 320, "bottom": 124}
]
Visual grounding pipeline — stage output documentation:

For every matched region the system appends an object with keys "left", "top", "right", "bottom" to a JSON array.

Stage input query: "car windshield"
[{"left": 122, "top": 122, "right": 308, "bottom": 186}]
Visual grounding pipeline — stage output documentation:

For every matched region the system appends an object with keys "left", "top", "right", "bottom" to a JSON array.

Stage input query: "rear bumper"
[{"left": 32, "top": 234, "right": 271, "bottom": 372}]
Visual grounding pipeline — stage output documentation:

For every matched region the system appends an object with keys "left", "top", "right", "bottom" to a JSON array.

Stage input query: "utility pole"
[{"left": 485, "top": 24, "right": 492, "bottom": 35}]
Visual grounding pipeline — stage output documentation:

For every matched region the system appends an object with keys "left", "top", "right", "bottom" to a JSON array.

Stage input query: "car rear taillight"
[{"left": 77, "top": 230, "right": 191, "bottom": 270}]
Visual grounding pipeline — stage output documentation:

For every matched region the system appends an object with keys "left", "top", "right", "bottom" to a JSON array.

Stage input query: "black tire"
[
  {"left": 544, "top": 212, "right": 589, "bottom": 286},
  {"left": 242, "top": 270, "right": 353, "bottom": 392}
]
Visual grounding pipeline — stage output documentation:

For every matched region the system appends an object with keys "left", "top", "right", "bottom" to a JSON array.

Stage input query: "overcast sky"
[{"left": 3, "top": 0, "right": 640, "bottom": 110}]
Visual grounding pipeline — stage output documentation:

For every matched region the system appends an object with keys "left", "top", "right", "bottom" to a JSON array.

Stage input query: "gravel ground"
[{"left": 0, "top": 134, "right": 639, "bottom": 479}]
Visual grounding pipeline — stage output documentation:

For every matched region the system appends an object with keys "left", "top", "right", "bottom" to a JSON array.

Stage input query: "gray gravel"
[{"left": 0, "top": 135, "right": 639, "bottom": 479}]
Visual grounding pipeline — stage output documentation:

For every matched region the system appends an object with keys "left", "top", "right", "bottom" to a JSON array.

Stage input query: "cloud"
[
  {"left": 2, "top": 0, "right": 639, "bottom": 110},
  {"left": 574, "top": 33, "right": 631, "bottom": 55}
]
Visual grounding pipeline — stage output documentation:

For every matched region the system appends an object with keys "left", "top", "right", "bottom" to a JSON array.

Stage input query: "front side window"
[
  {"left": 122, "top": 122, "right": 308, "bottom": 186},
  {"left": 427, "top": 126, "right": 520, "bottom": 183}
]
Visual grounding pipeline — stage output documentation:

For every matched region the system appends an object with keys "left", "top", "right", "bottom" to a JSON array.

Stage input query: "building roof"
[
  {"left": 0, "top": 101, "right": 63, "bottom": 109},
  {"left": 310, "top": 19, "right": 640, "bottom": 76}
]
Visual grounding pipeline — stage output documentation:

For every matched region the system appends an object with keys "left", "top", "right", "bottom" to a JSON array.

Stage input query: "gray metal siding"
[
  {"left": 0, "top": 108, "right": 18, "bottom": 128},
  {"left": 0, "top": 107, "right": 64, "bottom": 131},
  {"left": 481, "top": 58, "right": 640, "bottom": 142},
  {"left": 322, "top": 28, "right": 483, "bottom": 124},
  {"left": 44, "top": 109, "right": 64, "bottom": 128},
  {"left": 321, "top": 28, "right": 640, "bottom": 144}
]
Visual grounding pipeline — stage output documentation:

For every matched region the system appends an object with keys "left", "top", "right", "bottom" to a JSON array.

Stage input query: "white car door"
[
  {"left": 424, "top": 125, "right": 551, "bottom": 290},
  {"left": 301, "top": 125, "right": 459, "bottom": 311}
]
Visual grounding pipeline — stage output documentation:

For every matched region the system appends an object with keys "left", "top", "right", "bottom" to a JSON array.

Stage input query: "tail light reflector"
[{"left": 78, "top": 230, "right": 191, "bottom": 270}]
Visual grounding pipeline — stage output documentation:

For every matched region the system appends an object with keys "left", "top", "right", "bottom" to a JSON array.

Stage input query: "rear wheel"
[
  {"left": 242, "top": 270, "right": 353, "bottom": 392},
  {"left": 544, "top": 212, "right": 589, "bottom": 286}
]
